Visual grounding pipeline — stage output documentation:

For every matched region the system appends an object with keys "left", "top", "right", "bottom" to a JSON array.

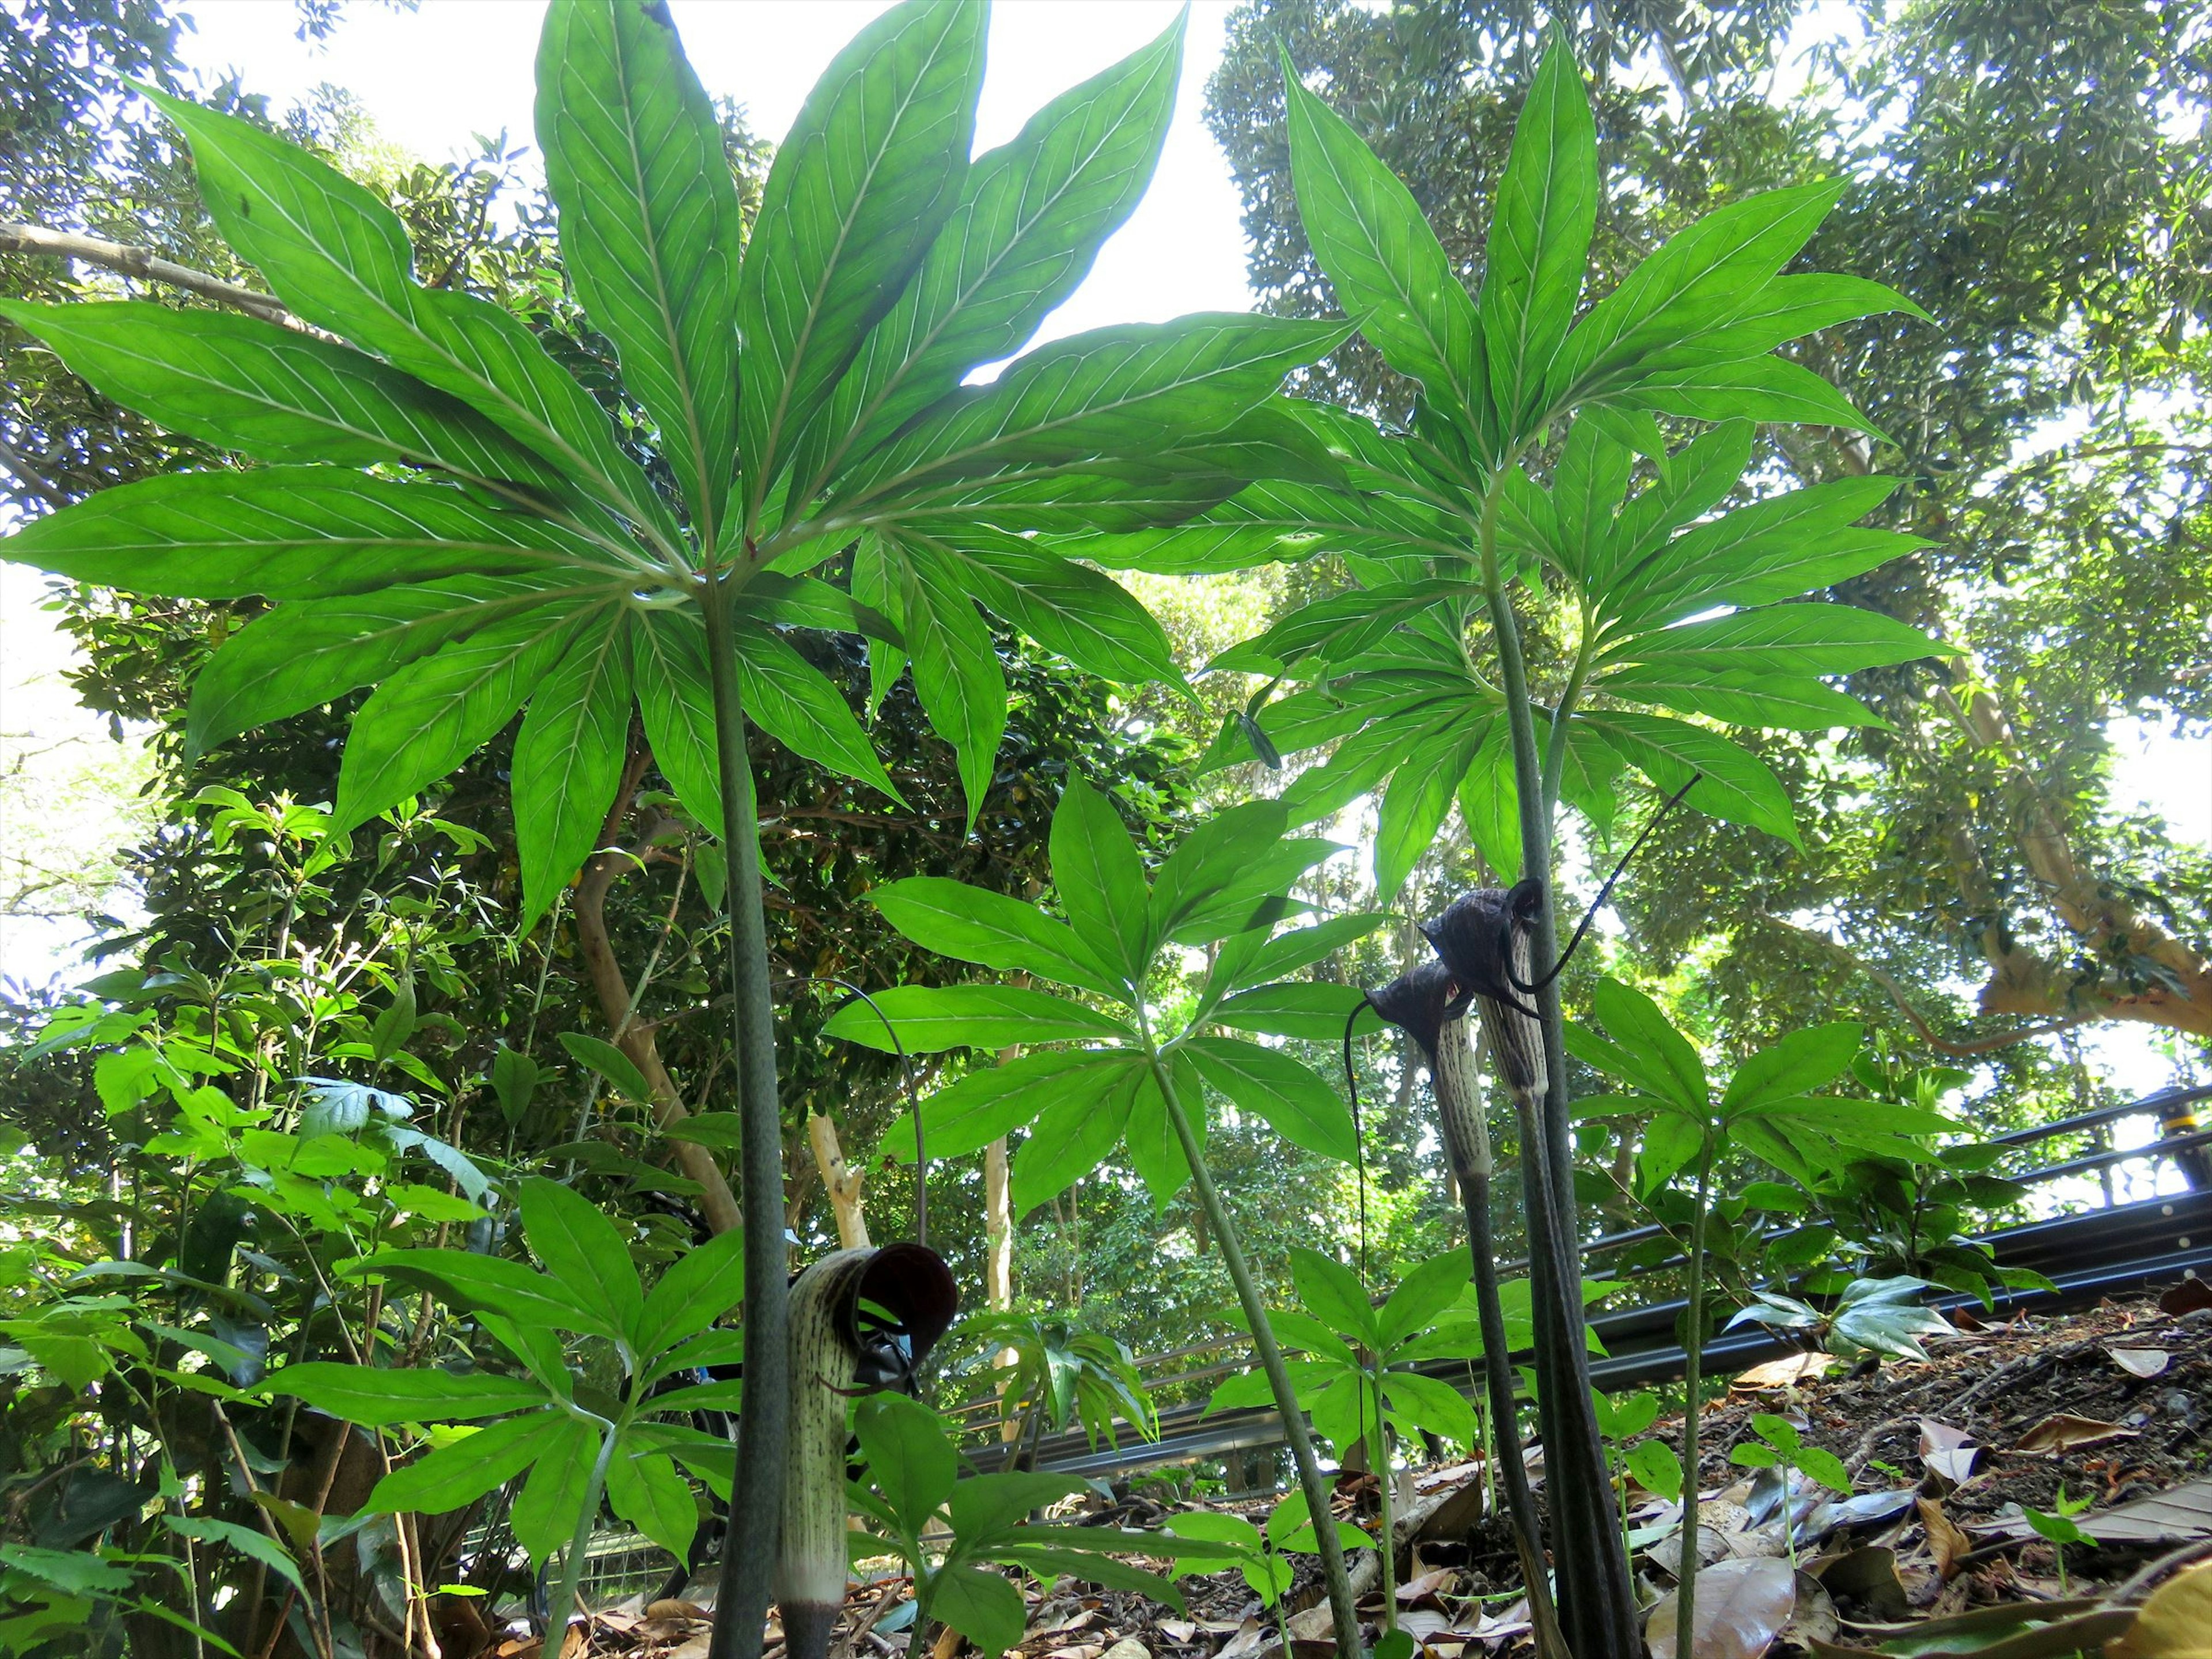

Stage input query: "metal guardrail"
[{"left": 964, "top": 1090, "right": 2212, "bottom": 1479}]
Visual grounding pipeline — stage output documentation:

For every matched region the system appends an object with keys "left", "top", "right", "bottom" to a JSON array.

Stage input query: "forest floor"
[{"left": 539, "top": 1284, "right": 2212, "bottom": 1659}]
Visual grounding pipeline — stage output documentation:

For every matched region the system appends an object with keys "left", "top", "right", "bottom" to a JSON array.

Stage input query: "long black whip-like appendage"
[{"left": 1510, "top": 770, "right": 1702, "bottom": 994}]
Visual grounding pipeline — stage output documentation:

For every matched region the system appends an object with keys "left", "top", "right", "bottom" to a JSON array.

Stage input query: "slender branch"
[
  {"left": 1676, "top": 1139, "right": 1716, "bottom": 1657},
  {"left": 2, "top": 222, "right": 317, "bottom": 333}
]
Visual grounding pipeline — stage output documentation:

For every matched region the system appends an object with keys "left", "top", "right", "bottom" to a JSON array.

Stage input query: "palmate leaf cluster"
[
  {"left": 825, "top": 778, "right": 1380, "bottom": 1213},
  {"left": 0, "top": 0, "right": 1343, "bottom": 923},
  {"left": 1062, "top": 37, "right": 1947, "bottom": 894},
  {"left": 275, "top": 1176, "right": 747, "bottom": 1565}
]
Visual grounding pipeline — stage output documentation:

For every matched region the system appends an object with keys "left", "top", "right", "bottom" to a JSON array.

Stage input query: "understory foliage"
[{"left": 0, "top": 1, "right": 2202, "bottom": 1658}]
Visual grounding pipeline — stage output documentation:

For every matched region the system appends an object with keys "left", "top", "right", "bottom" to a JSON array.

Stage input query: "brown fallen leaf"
[
  {"left": 1646, "top": 1556, "right": 1797, "bottom": 1659},
  {"left": 2109, "top": 1347, "right": 2173, "bottom": 1379},
  {"left": 1808, "top": 1597, "right": 2132, "bottom": 1659},
  {"left": 1919, "top": 1495, "right": 1974, "bottom": 1581},
  {"left": 1782, "top": 1570, "right": 1840, "bottom": 1649},
  {"left": 1215, "top": 1619, "right": 1264, "bottom": 1659},
  {"left": 1978, "top": 1475, "right": 2212, "bottom": 1546},
  {"left": 1813, "top": 1545, "right": 1912, "bottom": 1622},
  {"left": 646, "top": 1600, "right": 712, "bottom": 1624},
  {"left": 2158, "top": 1278, "right": 2212, "bottom": 1316},
  {"left": 2108, "top": 1559, "right": 2212, "bottom": 1659},
  {"left": 2014, "top": 1413, "right": 2139, "bottom": 1453},
  {"left": 1157, "top": 1622, "right": 1196, "bottom": 1645}
]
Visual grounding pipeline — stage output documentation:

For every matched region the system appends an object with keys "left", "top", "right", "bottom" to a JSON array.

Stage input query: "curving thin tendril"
[{"left": 1510, "top": 771, "right": 1702, "bottom": 995}]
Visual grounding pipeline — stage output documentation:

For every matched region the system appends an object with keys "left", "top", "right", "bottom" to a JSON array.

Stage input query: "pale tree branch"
[{"left": 1, "top": 222, "right": 331, "bottom": 337}]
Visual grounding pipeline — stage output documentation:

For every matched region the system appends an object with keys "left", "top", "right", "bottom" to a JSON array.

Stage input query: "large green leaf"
[
  {"left": 1479, "top": 36, "right": 1596, "bottom": 437},
  {"left": 1599, "top": 667, "right": 1884, "bottom": 732},
  {"left": 735, "top": 0, "right": 984, "bottom": 526},
  {"left": 928, "top": 1564, "right": 1028, "bottom": 1657},
  {"left": 1149, "top": 800, "right": 1290, "bottom": 941},
  {"left": 333, "top": 597, "right": 603, "bottom": 834},
  {"left": 511, "top": 615, "right": 637, "bottom": 925},
  {"left": 0, "top": 300, "right": 571, "bottom": 506},
  {"left": 1278, "top": 50, "right": 1487, "bottom": 442},
  {"left": 1010, "top": 1059, "right": 1137, "bottom": 1213},
  {"left": 1719, "top": 1022, "right": 1862, "bottom": 1116},
  {"left": 632, "top": 608, "right": 728, "bottom": 832},
  {"left": 882, "top": 1051, "right": 1139, "bottom": 1164},
  {"left": 904, "top": 527, "right": 1184, "bottom": 687},
  {"left": 1070, "top": 478, "right": 1464, "bottom": 574},
  {"left": 1588, "top": 979, "right": 1707, "bottom": 1113},
  {"left": 1049, "top": 778, "right": 1152, "bottom": 984},
  {"left": 366, "top": 1409, "right": 568, "bottom": 1515},
  {"left": 1601, "top": 602, "right": 1950, "bottom": 678},
  {"left": 1183, "top": 1035, "right": 1356, "bottom": 1162},
  {"left": 510, "top": 1417, "right": 599, "bottom": 1565},
  {"left": 142, "top": 88, "right": 676, "bottom": 544},
  {"left": 1210, "top": 982, "right": 1375, "bottom": 1043},
  {"left": 185, "top": 571, "right": 593, "bottom": 757},
  {"left": 828, "top": 315, "right": 1343, "bottom": 514},
  {"left": 1613, "top": 354, "right": 1881, "bottom": 434},
  {"left": 634, "top": 1228, "right": 745, "bottom": 1358},
  {"left": 851, "top": 1391, "right": 958, "bottom": 1535},
  {"left": 796, "top": 11, "right": 1183, "bottom": 498},
  {"left": 821, "top": 984, "right": 1133, "bottom": 1054},
  {"left": 896, "top": 536, "right": 1005, "bottom": 828},
  {"left": 1288, "top": 1245, "right": 1378, "bottom": 1346},
  {"left": 537, "top": 0, "right": 743, "bottom": 538},
  {"left": 1121, "top": 1048, "right": 1206, "bottom": 1212},
  {"left": 1375, "top": 714, "right": 1487, "bottom": 899},
  {"left": 730, "top": 614, "right": 903, "bottom": 802},
  {"left": 0, "top": 467, "right": 639, "bottom": 600},
  {"left": 866, "top": 877, "right": 1124, "bottom": 998},
  {"left": 351, "top": 1247, "right": 612, "bottom": 1338},
  {"left": 1581, "top": 711, "right": 1800, "bottom": 844},
  {"left": 605, "top": 1442, "right": 696, "bottom": 1558},
  {"left": 517, "top": 1176, "right": 644, "bottom": 1350},
  {"left": 271, "top": 1361, "right": 547, "bottom": 1426}
]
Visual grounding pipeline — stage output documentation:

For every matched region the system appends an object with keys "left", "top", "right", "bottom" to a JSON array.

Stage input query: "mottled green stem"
[{"left": 1676, "top": 1138, "right": 1717, "bottom": 1654}]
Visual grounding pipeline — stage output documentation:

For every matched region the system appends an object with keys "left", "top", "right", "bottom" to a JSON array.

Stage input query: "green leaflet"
[
  {"left": 141, "top": 88, "right": 678, "bottom": 545},
  {"left": 270, "top": 1361, "right": 547, "bottom": 1426},
  {"left": 1611, "top": 354, "right": 1883, "bottom": 436},
  {"left": 517, "top": 1175, "right": 644, "bottom": 1347},
  {"left": 1048, "top": 778, "right": 1151, "bottom": 984},
  {"left": 1070, "top": 478, "right": 1464, "bottom": 574},
  {"left": 0, "top": 300, "right": 572, "bottom": 506},
  {"left": 1011, "top": 1059, "right": 1138, "bottom": 1214},
  {"left": 1210, "top": 982, "right": 1376, "bottom": 1043},
  {"left": 632, "top": 608, "right": 725, "bottom": 834},
  {"left": 794, "top": 10, "right": 1183, "bottom": 500},
  {"left": 512, "top": 1418, "right": 599, "bottom": 1564},
  {"left": 882, "top": 1050, "right": 1137, "bottom": 1164},
  {"left": 1588, "top": 979, "right": 1707, "bottom": 1111},
  {"left": 1183, "top": 1035, "right": 1357, "bottom": 1163},
  {"left": 1375, "top": 713, "right": 1488, "bottom": 900},
  {"left": 1479, "top": 35, "right": 1596, "bottom": 440},
  {"left": 1580, "top": 711, "right": 1800, "bottom": 845},
  {"left": 1456, "top": 717, "right": 1521, "bottom": 878},
  {"left": 821, "top": 983, "right": 1134, "bottom": 1053},
  {"left": 632, "top": 1226, "right": 745, "bottom": 1359},
  {"left": 730, "top": 614, "right": 904, "bottom": 804},
  {"left": 186, "top": 571, "right": 599, "bottom": 757},
  {"left": 867, "top": 877, "right": 1124, "bottom": 999},
  {"left": 1600, "top": 668, "right": 1885, "bottom": 731},
  {"left": 511, "top": 613, "right": 637, "bottom": 926},
  {"left": 1600, "top": 602, "right": 1952, "bottom": 678},
  {"left": 736, "top": 0, "right": 984, "bottom": 528},
  {"left": 825, "top": 314, "right": 1346, "bottom": 514},
  {"left": 1278, "top": 48, "right": 1488, "bottom": 445},
  {"left": 1123, "top": 1049, "right": 1206, "bottom": 1211},
  {"left": 896, "top": 535, "right": 1005, "bottom": 828},
  {"left": 334, "top": 597, "right": 606, "bottom": 834},
  {"left": 366, "top": 1410, "right": 569, "bottom": 1516},
  {"left": 536, "top": 0, "right": 743, "bottom": 540},
  {"left": 1, "top": 467, "right": 641, "bottom": 600},
  {"left": 605, "top": 1443, "right": 697, "bottom": 1558}
]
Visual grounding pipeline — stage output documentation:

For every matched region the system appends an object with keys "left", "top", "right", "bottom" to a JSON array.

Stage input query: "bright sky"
[{"left": 4, "top": 0, "right": 2208, "bottom": 1138}]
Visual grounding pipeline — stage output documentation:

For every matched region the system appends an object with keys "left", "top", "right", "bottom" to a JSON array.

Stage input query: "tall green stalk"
[
  {"left": 702, "top": 581, "right": 791, "bottom": 1659},
  {"left": 1147, "top": 1046, "right": 1365, "bottom": 1656},
  {"left": 1476, "top": 479, "right": 1641, "bottom": 1659},
  {"left": 1675, "top": 1140, "right": 1717, "bottom": 1654},
  {"left": 548, "top": 1427, "right": 618, "bottom": 1638}
]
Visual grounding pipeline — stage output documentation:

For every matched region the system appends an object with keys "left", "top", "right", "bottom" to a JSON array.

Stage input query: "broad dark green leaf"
[
  {"left": 1376, "top": 1251, "right": 1474, "bottom": 1353},
  {"left": 271, "top": 1361, "right": 547, "bottom": 1426},
  {"left": 1599, "top": 418, "right": 1756, "bottom": 593},
  {"left": 635, "top": 1228, "right": 745, "bottom": 1358},
  {"left": 1631, "top": 272, "right": 1926, "bottom": 376},
  {"left": 1720, "top": 1023, "right": 1862, "bottom": 1116},
  {"left": 821, "top": 984, "right": 1133, "bottom": 1054},
  {"left": 1638, "top": 1109, "right": 1707, "bottom": 1194},
  {"left": 1121, "top": 1048, "right": 1204, "bottom": 1213},
  {"left": 1184, "top": 1035, "right": 1356, "bottom": 1162},
  {"left": 1070, "top": 477, "right": 1464, "bottom": 574},
  {"left": 905, "top": 526, "right": 1184, "bottom": 687},
  {"left": 1211, "top": 912, "right": 1388, "bottom": 998},
  {"left": 1589, "top": 979, "right": 1707, "bottom": 1111},
  {"left": 1456, "top": 717, "right": 1522, "bottom": 878},
  {"left": 1479, "top": 36, "right": 1596, "bottom": 436},
  {"left": 1384, "top": 1370, "right": 1479, "bottom": 1444},
  {"left": 0, "top": 467, "right": 638, "bottom": 601},
  {"left": 1581, "top": 711, "right": 1801, "bottom": 844},
  {"left": 928, "top": 1563, "right": 1028, "bottom": 1656},
  {"left": 510, "top": 1417, "right": 598, "bottom": 1564},
  {"left": 537, "top": 0, "right": 743, "bottom": 539},
  {"left": 559, "top": 1029, "right": 652, "bottom": 1106},
  {"left": 830, "top": 315, "right": 1344, "bottom": 513},
  {"left": 851, "top": 1391, "right": 958, "bottom": 1535},
  {"left": 632, "top": 608, "right": 726, "bottom": 831},
  {"left": 366, "top": 1408, "right": 567, "bottom": 1515},
  {"left": 186, "top": 572, "right": 595, "bottom": 757},
  {"left": 1600, "top": 667, "right": 1884, "bottom": 731},
  {"left": 334, "top": 597, "right": 604, "bottom": 834},
  {"left": 0, "top": 300, "right": 572, "bottom": 505},
  {"left": 1288, "top": 1246, "right": 1376, "bottom": 1346},
  {"left": 166, "top": 1514, "right": 306, "bottom": 1595},
  {"left": 896, "top": 539, "right": 1004, "bottom": 828},
  {"left": 349, "top": 1247, "right": 613, "bottom": 1339},
  {"left": 867, "top": 877, "right": 1123, "bottom": 998},
  {"left": 517, "top": 1176, "right": 644, "bottom": 1344},
  {"left": 1150, "top": 799, "right": 1290, "bottom": 940},
  {"left": 1375, "top": 714, "right": 1486, "bottom": 899},
  {"left": 797, "top": 11, "right": 1183, "bottom": 496},
  {"left": 1278, "top": 50, "right": 1487, "bottom": 442},
  {"left": 946, "top": 1472, "right": 1090, "bottom": 1549},
  {"left": 1010, "top": 1059, "right": 1137, "bottom": 1213},
  {"left": 512, "top": 615, "right": 635, "bottom": 925},
  {"left": 851, "top": 531, "right": 910, "bottom": 713},
  {"left": 143, "top": 88, "right": 676, "bottom": 543},
  {"left": 1212, "top": 577, "right": 1473, "bottom": 676},
  {"left": 1600, "top": 602, "right": 1950, "bottom": 679},
  {"left": 1278, "top": 699, "right": 1466, "bottom": 828},
  {"left": 736, "top": 0, "right": 984, "bottom": 525},
  {"left": 1544, "top": 180, "right": 1844, "bottom": 410},
  {"left": 1613, "top": 354, "right": 1881, "bottom": 435},
  {"left": 734, "top": 613, "right": 904, "bottom": 802},
  {"left": 1211, "top": 982, "right": 1375, "bottom": 1043},
  {"left": 605, "top": 1443, "right": 696, "bottom": 1559},
  {"left": 883, "top": 1051, "right": 1139, "bottom": 1164},
  {"left": 1050, "top": 778, "right": 1152, "bottom": 983}
]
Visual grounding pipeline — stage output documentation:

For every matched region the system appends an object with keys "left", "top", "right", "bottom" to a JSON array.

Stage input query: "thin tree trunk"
[
  {"left": 806, "top": 1113, "right": 869, "bottom": 1250},
  {"left": 984, "top": 1132, "right": 1021, "bottom": 1443}
]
